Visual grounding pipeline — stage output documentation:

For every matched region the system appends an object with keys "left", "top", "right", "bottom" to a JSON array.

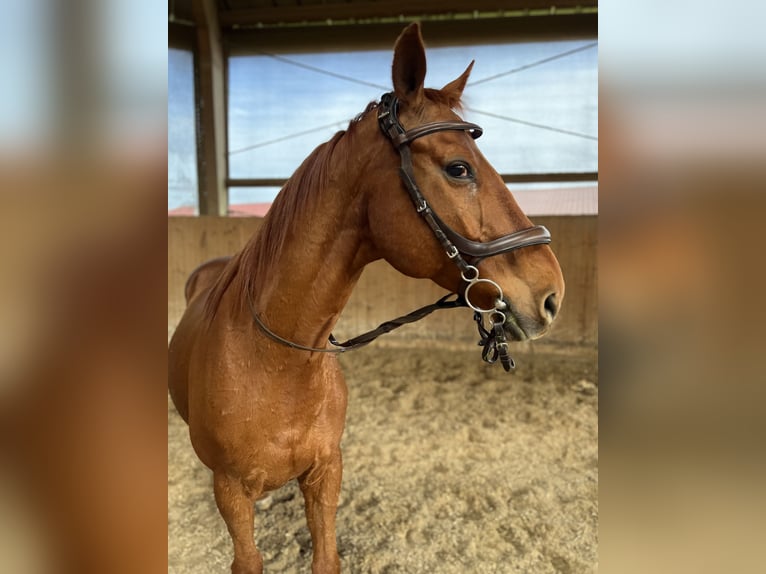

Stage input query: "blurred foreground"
[
  {"left": 0, "top": 1, "right": 167, "bottom": 573},
  {"left": 600, "top": 2, "right": 766, "bottom": 570}
]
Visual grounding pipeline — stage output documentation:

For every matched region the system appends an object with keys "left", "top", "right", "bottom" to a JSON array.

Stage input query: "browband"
[{"left": 390, "top": 121, "right": 483, "bottom": 146}]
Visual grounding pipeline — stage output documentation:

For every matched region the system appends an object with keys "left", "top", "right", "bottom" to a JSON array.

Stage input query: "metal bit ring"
[{"left": 463, "top": 277, "right": 505, "bottom": 314}]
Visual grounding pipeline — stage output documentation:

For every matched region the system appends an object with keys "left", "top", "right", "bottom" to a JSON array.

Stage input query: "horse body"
[
  {"left": 170, "top": 114, "right": 378, "bottom": 574},
  {"left": 169, "top": 23, "right": 564, "bottom": 574}
]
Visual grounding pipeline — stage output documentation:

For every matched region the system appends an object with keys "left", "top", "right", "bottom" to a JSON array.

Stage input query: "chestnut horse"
[{"left": 169, "top": 23, "right": 564, "bottom": 574}]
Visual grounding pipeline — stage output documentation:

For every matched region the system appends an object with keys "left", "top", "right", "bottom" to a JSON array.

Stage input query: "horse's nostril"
[{"left": 543, "top": 292, "right": 559, "bottom": 321}]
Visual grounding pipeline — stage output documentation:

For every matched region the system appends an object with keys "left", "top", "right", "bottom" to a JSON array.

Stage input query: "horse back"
[
  {"left": 184, "top": 256, "right": 232, "bottom": 304},
  {"left": 170, "top": 256, "right": 232, "bottom": 423}
]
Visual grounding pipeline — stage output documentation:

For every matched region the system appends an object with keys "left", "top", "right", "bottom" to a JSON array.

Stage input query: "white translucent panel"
[
  {"left": 168, "top": 48, "right": 198, "bottom": 213},
  {"left": 227, "top": 53, "right": 383, "bottom": 179},
  {"left": 228, "top": 40, "right": 597, "bottom": 180},
  {"left": 461, "top": 42, "right": 598, "bottom": 174}
]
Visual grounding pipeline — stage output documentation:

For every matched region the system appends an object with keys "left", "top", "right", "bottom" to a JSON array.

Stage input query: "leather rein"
[{"left": 249, "top": 92, "right": 551, "bottom": 371}]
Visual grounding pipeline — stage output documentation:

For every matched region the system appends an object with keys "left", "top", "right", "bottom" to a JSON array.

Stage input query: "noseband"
[{"left": 250, "top": 92, "right": 553, "bottom": 372}]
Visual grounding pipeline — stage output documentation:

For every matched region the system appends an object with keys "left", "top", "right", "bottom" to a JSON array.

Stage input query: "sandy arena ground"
[{"left": 168, "top": 345, "right": 598, "bottom": 574}]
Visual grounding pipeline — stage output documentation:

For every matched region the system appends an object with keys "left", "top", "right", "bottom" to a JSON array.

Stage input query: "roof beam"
[
  {"left": 219, "top": 1, "right": 597, "bottom": 28},
  {"left": 226, "top": 13, "right": 597, "bottom": 56}
]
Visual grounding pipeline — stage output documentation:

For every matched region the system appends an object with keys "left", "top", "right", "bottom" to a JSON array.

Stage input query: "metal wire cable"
[
  {"left": 467, "top": 42, "right": 598, "bottom": 86},
  {"left": 229, "top": 43, "right": 598, "bottom": 155},
  {"left": 464, "top": 106, "right": 597, "bottom": 141},
  {"left": 259, "top": 52, "right": 389, "bottom": 91},
  {"left": 228, "top": 119, "right": 351, "bottom": 155}
]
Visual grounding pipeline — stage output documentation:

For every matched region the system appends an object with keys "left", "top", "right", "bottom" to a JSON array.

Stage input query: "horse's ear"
[
  {"left": 392, "top": 22, "right": 426, "bottom": 104},
  {"left": 441, "top": 61, "right": 474, "bottom": 108}
]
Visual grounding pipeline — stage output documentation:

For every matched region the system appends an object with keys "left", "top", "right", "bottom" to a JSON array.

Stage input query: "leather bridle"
[
  {"left": 377, "top": 92, "right": 551, "bottom": 272},
  {"left": 250, "top": 92, "right": 553, "bottom": 371}
]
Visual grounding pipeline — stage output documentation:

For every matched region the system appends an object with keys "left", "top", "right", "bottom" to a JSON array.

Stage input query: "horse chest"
[
  {"left": 194, "top": 367, "right": 347, "bottom": 485},
  {"left": 229, "top": 410, "right": 341, "bottom": 492}
]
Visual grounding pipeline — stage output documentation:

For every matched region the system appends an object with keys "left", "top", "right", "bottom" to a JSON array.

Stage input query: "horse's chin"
[
  {"left": 502, "top": 313, "right": 529, "bottom": 342},
  {"left": 503, "top": 310, "right": 551, "bottom": 342}
]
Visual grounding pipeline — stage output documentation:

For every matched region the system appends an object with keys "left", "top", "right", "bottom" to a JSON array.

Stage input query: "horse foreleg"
[
  {"left": 214, "top": 471, "right": 263, "bottom": 574},
  {"left": 299, "top": 450, "right": 343, "bottom": 574}
]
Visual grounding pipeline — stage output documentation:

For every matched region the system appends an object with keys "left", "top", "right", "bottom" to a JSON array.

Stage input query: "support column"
[{"left": 193, "top": 0, "right": 227, "bottom": 215}]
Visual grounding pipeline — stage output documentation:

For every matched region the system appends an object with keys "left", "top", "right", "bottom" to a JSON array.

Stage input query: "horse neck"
[{"left": 239, "top": 127, "right": 378, "bottom": 350}]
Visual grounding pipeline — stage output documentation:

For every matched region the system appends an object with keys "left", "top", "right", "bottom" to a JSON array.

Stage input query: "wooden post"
[{"left": 193, "top": 0, "right": 227, "bottom": 215}]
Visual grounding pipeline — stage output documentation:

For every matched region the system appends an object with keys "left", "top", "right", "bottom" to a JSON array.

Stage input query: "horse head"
[{"left": 365, "top": 23, "right": 565, "bottom": 342}]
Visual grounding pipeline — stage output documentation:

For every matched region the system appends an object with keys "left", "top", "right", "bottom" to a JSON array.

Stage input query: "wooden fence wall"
[{"left": 168, "top": 216, "right": 596, "bottom": 349}]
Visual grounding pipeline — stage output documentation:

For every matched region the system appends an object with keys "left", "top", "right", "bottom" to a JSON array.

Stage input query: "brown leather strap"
[
  {"left": 392, "top": 121, "right": 482, "bottom": 146},
  {"left": 430, "top": 211, "right": 552, "bottom": 263},
  {"left": 249, "top": 288, "right": 466, "bottom": 354}
]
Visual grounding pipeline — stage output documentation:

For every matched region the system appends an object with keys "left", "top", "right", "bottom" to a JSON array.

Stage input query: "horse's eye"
[{"left": 445, "top": 162, "right": 473, "bottom": 180}]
